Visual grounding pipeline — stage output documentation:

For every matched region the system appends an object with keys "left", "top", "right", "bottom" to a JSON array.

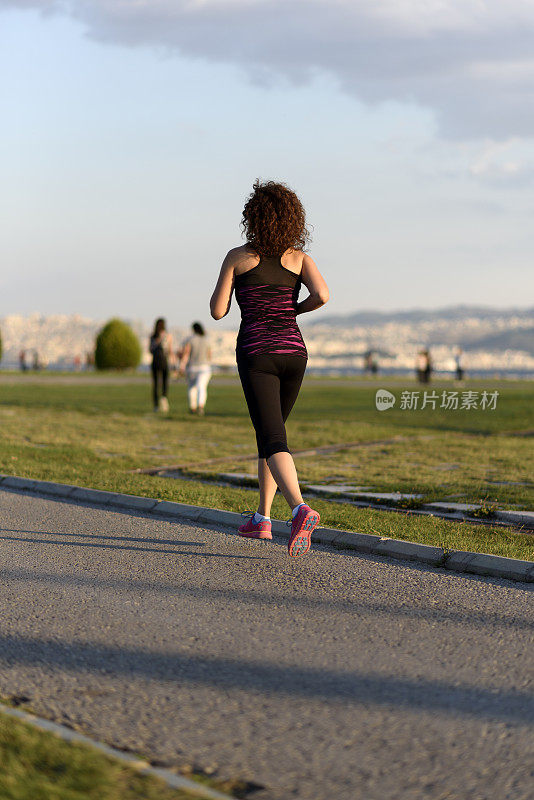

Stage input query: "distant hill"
[
  {"left": 306, "top": 304, "right": 534, "bottom": 328},
  {"left": 303, "top": 304, "right": 534, "bottom": 353},
  {"left": 462, "top": 327, "right": 534, "bottom": 356}
]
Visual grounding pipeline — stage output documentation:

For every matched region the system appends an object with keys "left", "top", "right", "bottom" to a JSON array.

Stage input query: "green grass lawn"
[
  {"left": 0, "top": 373, "right": 533, "bottom": 561},
  {"left": 0, "top": 707, "right": 234, "bottom": 800}
]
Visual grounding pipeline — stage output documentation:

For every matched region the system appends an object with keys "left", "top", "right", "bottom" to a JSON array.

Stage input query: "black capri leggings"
[
  {"left": 151, "top": 363, "right": 168, "bottom": 407},
  {"left": 237, "top": 352, "right": 307, "bottom": 459}
]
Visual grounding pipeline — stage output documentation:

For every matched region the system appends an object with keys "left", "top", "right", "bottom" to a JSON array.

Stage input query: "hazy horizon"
[{"left": 1, "top": 302, "right": 532, "bottom": 332}]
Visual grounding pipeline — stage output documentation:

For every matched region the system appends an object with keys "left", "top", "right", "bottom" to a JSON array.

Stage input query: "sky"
[{"left": 1, "top": 0, "right": 533, "bottom": 329}]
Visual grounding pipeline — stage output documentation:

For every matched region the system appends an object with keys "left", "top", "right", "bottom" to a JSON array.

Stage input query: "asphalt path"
[{"left": 0, "top": 488, "right": 533, "bottom": 800}]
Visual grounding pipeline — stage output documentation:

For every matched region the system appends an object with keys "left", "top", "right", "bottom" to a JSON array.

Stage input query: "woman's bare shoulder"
[
  {"left": 227, "top": 244, "right": 260, "bottom": 276},
  {"left": 225, "top": 244, "right": 251, "bottom": 261},
  {"left": 280, "top": 248, "right": 306, "bottom": 274}
]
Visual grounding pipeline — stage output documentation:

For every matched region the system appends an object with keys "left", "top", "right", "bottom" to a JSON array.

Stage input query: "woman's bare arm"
[
  {"left": 210, "top": 250, "right": 236, "bottom": 320},
  {"left": 295, "top": 253, "right": 329, "bottom": 315},
  {"left": 179, "top": 342, "right": 191, "bottom": 374},
  {"left": 166, "top": 334, "right": 176, "bottom": 366}
]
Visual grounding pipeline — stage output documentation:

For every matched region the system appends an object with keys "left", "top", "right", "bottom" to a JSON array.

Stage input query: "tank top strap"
[
  {"left": 277, "top": 253, "right": 303, "bottom": 282},
  {"left": 236, "top": 253, "right": 299, "bottom": 287}
]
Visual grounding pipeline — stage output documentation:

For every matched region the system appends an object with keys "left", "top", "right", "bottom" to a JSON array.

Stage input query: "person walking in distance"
[
  {"left": 210, "top": 180, "right": 330, "bottom": 557},
  {"left": 149, "top": 318, "right": 173, "bottom": 412},
  {"left": 454, "top": 347, "right": 465, "bottom": 382},
  {"left": 423, "top": 348, "right": 433, "bottom": 384},
  {"left": 179, "top": 322, "right": 212, "bottom": 415}
]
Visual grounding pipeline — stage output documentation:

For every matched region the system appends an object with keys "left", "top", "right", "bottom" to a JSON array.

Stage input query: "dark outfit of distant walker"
[
  {"left": 149, "top": 331, "right": 170, "bottom": 411},
  {"left": 455, "top": 349, "right": 464, "bottom": 382},
  {"left": 416, "top": 349, "right": 432, "bottom": 384},
  {"left": 235, "top": 254, "right": 308, "bottom": 459}
]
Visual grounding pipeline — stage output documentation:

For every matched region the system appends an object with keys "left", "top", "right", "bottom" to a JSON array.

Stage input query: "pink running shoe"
[
  {"left": 238, "top": 511, "right": 272, "bottom": 540},
  {"left": 287, "top": 504, "right": 320, "bottom": 557}
]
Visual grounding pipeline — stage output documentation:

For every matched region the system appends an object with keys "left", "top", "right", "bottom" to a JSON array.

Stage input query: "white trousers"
[{"left": 186, "top": 365, "right": 212, "bottom": 409}]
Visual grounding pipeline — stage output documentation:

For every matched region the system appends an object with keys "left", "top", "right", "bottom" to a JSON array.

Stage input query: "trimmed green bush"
[{"left": 94, "top": 318, "right": 141, "bottom": 371}]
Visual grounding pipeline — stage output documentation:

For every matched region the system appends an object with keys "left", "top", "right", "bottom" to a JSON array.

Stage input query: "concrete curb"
[
  {"left": 494, "top": 509, "right": 534, "bottom": 528},
  {"left": 213, "top": 473, "right": 534, "bottom": 531},
  {"left": 1, "top": 473, "right": 534, "bottom": 584},
  {"left": 0, "top": 703, "right": 236, "bottom": 800}
]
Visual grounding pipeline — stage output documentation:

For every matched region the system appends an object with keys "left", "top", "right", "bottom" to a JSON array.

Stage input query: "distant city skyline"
[
  {"left": 2, "top": 306, "right": 533, "bottom": 375},
  {"left": 1, "top": 1, "right": 533, "bottom": 324}
]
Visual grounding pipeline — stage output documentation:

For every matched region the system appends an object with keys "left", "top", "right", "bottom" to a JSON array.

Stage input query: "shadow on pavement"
[
  {"left": 1, "top": 633, "right": 533, "bottom": 726},
  {"left": 0, "top": 531, "right": 266, "bottom": 559}
]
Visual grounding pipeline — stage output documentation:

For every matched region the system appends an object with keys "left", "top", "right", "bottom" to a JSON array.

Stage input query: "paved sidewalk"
[{"left": 1, "top": 488, "right": 533, "bottom": 800}]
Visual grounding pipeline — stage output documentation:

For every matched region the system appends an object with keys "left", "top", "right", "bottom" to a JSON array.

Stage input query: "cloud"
[
  {"left": 1, "top": 0, "right": 57, "bottom": 10},
  {"left": 469, "top": 139, "right": 519, "bottom": 176},
  {"left": 467, "top": 138, "right": 534, "bottom": 186},
  {"left": 3, "top": 0, "right": 534, "bottom": 140}
]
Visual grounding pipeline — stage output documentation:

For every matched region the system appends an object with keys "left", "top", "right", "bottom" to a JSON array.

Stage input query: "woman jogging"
[
  {"left": 149, "top": 318, "right": 173, "bottom": 412},
  {"left": 180, "top": 322, "right": 212, "bottom": 415},
  {"left": 210, "top": 180, "right": 329, "bottom": 557}
]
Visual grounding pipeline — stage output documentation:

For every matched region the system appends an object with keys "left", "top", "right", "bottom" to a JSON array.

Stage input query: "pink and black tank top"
[{"left": 234, "top": 255, "right": 308, "bottom": 358}]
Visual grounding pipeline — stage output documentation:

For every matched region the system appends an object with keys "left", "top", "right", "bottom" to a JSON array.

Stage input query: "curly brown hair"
[{"left": 240, "top": 179, "right": 311, "bottom": 258}]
